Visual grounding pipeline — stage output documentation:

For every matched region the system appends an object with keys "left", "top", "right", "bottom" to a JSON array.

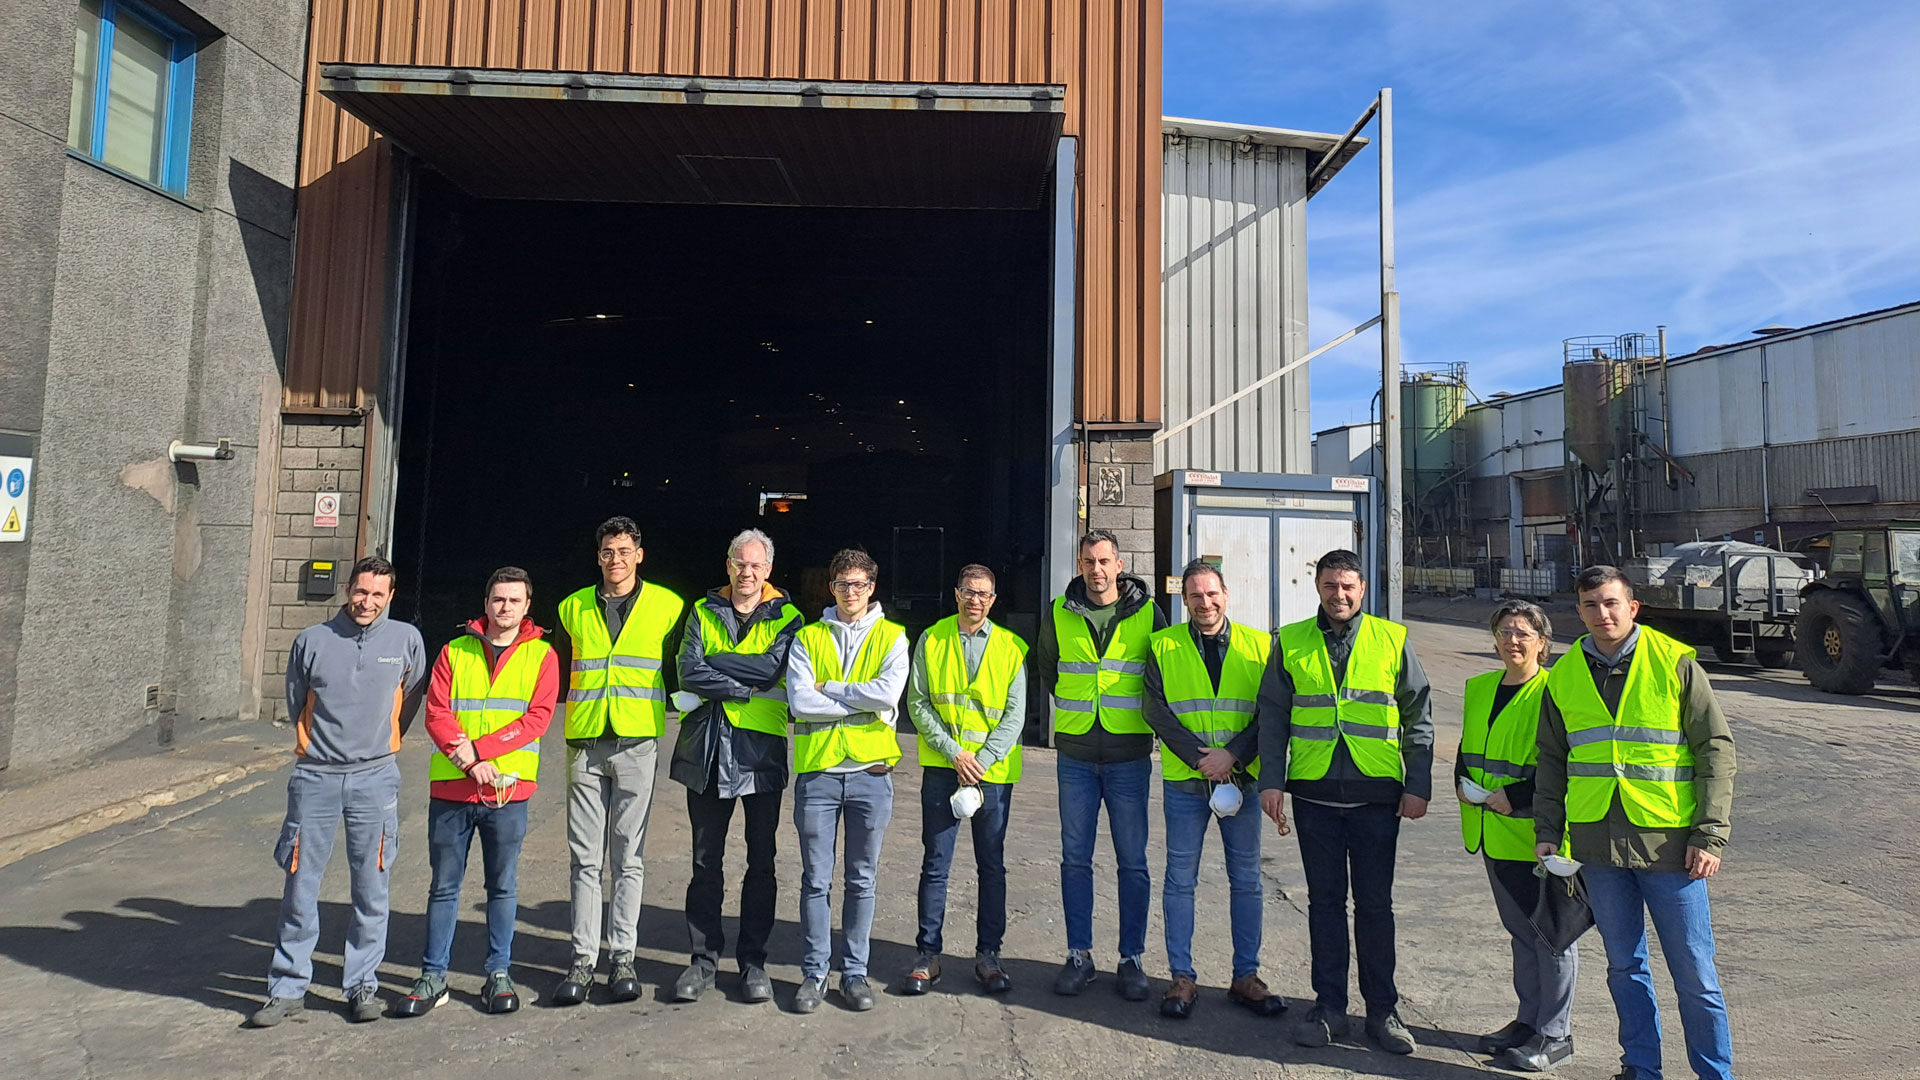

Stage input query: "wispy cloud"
[{"left": 1166, "top": 1, "right": 1920, "bottom": 430}]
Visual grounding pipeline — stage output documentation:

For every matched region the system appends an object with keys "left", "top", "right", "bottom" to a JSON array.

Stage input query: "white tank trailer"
[{"left": 1624, "top": 541, "right": 1812, "bottom": 667}]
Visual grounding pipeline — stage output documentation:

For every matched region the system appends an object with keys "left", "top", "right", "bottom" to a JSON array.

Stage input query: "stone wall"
[
  {"left": 1084, "top": 431, "right": 1158, "bottom": 593},
  {"left": 262, "top": 417, "right": 365, "bottom": 721}
]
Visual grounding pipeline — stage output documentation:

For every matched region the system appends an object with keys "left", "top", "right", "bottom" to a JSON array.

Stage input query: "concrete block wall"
[
  {"left": 260, "top": 417, "right": 365, "bottom": 721},
  {"left": 1084, "top": 431, "right": 1158, "bottom": 594}
]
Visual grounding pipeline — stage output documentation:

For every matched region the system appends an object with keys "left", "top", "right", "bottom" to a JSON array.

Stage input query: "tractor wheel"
[
  {"left": 1794, "top": 590, "right": 1885, "bottom": 694},
  {"left": 1754, "top": 640, "right": 1796, "bottom": 670}
]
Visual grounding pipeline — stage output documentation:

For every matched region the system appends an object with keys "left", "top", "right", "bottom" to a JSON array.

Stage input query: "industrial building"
[
  {"left": 1315, "top": 301, "right": 1920, "bottom": 590},
  {"left": 1, "top": 0, "right": 1368, "bottom": 769}
]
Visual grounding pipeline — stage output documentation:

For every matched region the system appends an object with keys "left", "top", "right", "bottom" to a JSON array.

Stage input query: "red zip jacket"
[{"left": 424, "top": 617, "right": 559, "bottom": 803}]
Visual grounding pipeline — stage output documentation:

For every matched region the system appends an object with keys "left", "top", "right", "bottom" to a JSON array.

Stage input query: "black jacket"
[
  {"left": 671, "top": 584, "right": 802, "bottom": 797},
  {"left": 1033, "top": 573, "right": 1166, "bottom": 763}
]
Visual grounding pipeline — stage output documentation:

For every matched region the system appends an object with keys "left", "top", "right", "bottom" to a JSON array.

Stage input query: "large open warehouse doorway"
[{"left": 391, "top": 173, "right": 1055, "bottom": 648}]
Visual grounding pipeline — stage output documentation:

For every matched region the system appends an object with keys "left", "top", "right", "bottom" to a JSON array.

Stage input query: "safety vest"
[
  {"left": 688, "top": 596, "right": 802, "bottom": 737},
  {"left": 1459, "top": 669, "right": 1550, "bottom": 861},
  {"left": 429, "top": 634, "right": 551, "bottom": 783},
  {"left": 918, "top": 617, "right": 1030, "bottom": 785},
  {"left": 557, "top": 583, "right": 685, "bottom": 739},
  {"left": 1149, "top": 621, "right": 1269, "bottom": 783},
  {"left": 1049, "top": 598, "right": 1154, "bottom": 736},
  {"left": 1547, "top": 625, "right": 1698, "bottom": 829},
  {"left": 1279, "top": 614, "right": 1407, "bottom": 782},
  {"left": 790, "top": 618, "right": 906, "bottom": 772}
]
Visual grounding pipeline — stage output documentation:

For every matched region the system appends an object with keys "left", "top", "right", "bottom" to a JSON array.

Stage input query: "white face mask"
[
  {"left": 949, "top": 785, "right": 984, "bottom": 819},
  {"left": 1209, "top": 783, "right": 1244, "bottom": 818},
  {"left": 1540, "top": 854, "right": 1583, "bottom": 878},
  {"left": 1459, "top": 778, "right": 1492, "bottom": 804}
]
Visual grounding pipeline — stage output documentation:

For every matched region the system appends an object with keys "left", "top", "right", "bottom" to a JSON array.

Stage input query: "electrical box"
[{"left": 302, "top": 559, "right": 339, "bottom": 601}]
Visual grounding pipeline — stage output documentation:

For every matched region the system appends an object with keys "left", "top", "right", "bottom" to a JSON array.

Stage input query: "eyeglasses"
[
  {"left": 728, "top": 558, "right": 770, "bottom": 573},
  {"left": 956, "top": 588, "right": 996, "bottom": 601},
  {"left": 598, "top": 549, "right": 637, "bottom": 563},
  {"left": 1494, "top": 627, "right": 1540, "bottom": 641},
  {"left": 830, "top": 579, "right": 874, "bottom": 593}
]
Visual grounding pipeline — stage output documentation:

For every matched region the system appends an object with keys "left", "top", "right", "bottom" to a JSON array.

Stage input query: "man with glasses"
[
  {"left": 671, "top": 528, "right": 803, "bottom": 1004},
  {"left": 902, "top": 564, "right": 1029, "bottom": 996},
  {"left": 551, "top": 518, "right": 686, "bottom": 1006},
  {"left": 784, "top": 549, "right": 910, "bottom": 1013}
]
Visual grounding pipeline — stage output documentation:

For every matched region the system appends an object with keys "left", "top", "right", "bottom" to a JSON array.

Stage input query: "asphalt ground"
[{"left": 1, "top": 616, "right": 1915, "bottom": 1079}]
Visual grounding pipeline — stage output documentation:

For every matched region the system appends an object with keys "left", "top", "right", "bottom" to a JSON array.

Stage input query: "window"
[{"left": 67, "top": 0, "right": 197, "bottom": 194}]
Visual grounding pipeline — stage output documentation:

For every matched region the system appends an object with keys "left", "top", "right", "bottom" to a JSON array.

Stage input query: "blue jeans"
[
  {"left": 1585, "top": 865, "right": 1735, "bottom": 1080},
  {"left": 794, "top": 769, "right": 893, "bottom": 980},
  {"left": 916, "top": 767, "right": 1013, "bottom": 956},
  {"left": 1057, "top": 754, "right": 1152, "bottom": 958},
  {"left": 1162, "top": 782, "right": 1263, "bottom": 980},
  {"left": 1293, "top": 797, "right": 1401, "bottom": 1014},
  {"left": 422, "top": 797, "right": 529, "bottom": 977}
]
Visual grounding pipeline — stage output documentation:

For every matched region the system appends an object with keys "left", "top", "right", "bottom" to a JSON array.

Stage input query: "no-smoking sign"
[{"left": 313, "top": 491, "right": 341, "bottom": 528}]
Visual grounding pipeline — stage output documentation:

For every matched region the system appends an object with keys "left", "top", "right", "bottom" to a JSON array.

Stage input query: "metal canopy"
[{"left": 320, "top": 65, "right": 1066, "bottom": 209}]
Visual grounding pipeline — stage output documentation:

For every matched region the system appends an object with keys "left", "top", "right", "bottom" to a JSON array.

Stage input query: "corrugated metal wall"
[
  {"left": 1156, "top": 133, "right": 1308, "bottom": 473},
  {"left": 288, "top": 0, "right": 1162, "bottom": 421}
]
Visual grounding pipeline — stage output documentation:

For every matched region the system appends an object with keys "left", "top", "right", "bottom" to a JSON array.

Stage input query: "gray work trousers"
[
  {"left": 1487, "top": 856, "right": 1580, "bottom": 1038},
  {"left": 567, "top": 737, "right": 659, "bottom": 959},
  {"left": 267, "top": 757, "right": 402, "bottom": 999}
]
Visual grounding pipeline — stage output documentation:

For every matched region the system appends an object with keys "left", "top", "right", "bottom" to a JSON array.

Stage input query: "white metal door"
[
  {"left": 1273, "top": 513, "right": 1360, "bottom": 628},
  {"left": 1193, "top": 510, "right": 1273, "bottom": 630}
]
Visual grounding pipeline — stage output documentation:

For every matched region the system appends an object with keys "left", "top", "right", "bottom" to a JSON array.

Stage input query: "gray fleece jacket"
[{"left": 285, "top": 608, "right": 428, "bottom": 768}]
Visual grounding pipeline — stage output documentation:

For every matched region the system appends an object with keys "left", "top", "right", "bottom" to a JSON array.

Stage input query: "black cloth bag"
[{"left": 1528, "top": 866, "right": 1595, "bottom": 953}]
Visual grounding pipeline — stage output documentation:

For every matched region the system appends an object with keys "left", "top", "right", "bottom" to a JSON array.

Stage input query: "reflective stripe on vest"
[
  {"left": 1547, "top": 625, "right": 1698, "bottom": 829},
  {"left": 1458, "top": 668, "right": 1550, "bottom": 861},
  {"left": 918, "top": 617, "right": 1030, "bottom": 785},
  {"left": 1279, "top": 614, "right": 1407, "bottom": 782},
  {"left": 791, "top": 618, "right": 905, "bottom": 773},
  {"left": 689, "top": 597, "right": 802, "bottom": 738},
  {"left": 429, "top": 635, "right": 550, "bottom": 783},
  {"left": 1049, "top": 598, "right": 1155, "bottom": 736},
  {"left": 1150, "top": 620, "right": 1270, "bottom": 783},
  {"left": 556, "top": 583, "right": 685, "bottom": 740}
]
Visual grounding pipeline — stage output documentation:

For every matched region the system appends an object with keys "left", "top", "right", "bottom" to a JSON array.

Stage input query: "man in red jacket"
[{"left": 394, "top": 567, "right": 559, "bottom": 1017}]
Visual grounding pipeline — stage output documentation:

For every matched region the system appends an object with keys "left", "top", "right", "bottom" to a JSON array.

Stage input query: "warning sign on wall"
[
  {"left": 313, "top": 491, "right": 341, "bottom": 529},
  {"left": 0, "top": 456, "right": 31, "bottom": 543}
]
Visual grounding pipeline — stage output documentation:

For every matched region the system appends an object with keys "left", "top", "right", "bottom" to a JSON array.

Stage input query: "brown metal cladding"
[{"left": 288, "top": 0, "right": 1161, "bottom": 423}]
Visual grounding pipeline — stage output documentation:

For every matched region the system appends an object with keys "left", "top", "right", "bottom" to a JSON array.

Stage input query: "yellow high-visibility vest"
[
  {"left": 1279, "top": 614, "right": 1407, "bottom": 782},
  {"left": 791, "top": 619, "right": 905, "bottom": 773},
  {"left": 1049, "top": 598, "right": 1154, "bottom": 736},
  {"left": 1548, "top": 626, "right": 1698, "bottom": 829},
  {"left": 557, "top": 583, "right": 684, "bottom": 739},
  {"left": 687, "top": 597, "right": 802, "bottom": 737},
  {"left": 1149, "top": 621, "right": 1269, "bottom": 783},
  {"left": 918, "top": 617, "right": 1029, "bottom": 785},
  {"left": 1459, "top": 669, "right": 1551, "bottom": 861},
  {"left": 429, "top": 634, "right": 550, "bottom": 783}
]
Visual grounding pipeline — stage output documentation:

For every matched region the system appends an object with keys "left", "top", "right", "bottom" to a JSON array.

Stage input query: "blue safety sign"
[{"left": 5, "top": 469, "right": 22, "bottom": 498}]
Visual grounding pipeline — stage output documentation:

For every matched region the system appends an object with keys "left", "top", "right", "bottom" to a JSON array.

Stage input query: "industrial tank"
[
  {"left": 1562, "top": 358, "right": 1627, "bottom": 474},
  {"left": 1400, "top": 372, "right": 1467, "bottom": 499}
]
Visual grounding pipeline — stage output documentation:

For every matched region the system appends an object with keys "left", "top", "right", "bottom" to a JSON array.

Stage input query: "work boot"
[
  {"left": 793, "top": 976, "right": 826, "bottom": 1014},
  {"left": 1053, "top": 951, "right": 1097, "bottom": 995},
  {"left": 348, "top": 983, "right": 383, "bottom": 1023},
  {"left": 1501, "top": 1034, "right": 1574, "bottom": 1072},
  {"left": 391, "top": 973, "right": 448, "bottom": 1018},
  {"left": 1160, "top": 975, "right": 1198, "bottom": 1019},
  {"left": 841, "top": 975, "right": 876, "bottom": 1012},
  {"left": 485, "top": 971, "right": 520, "bottom": 1014},
  {"left": 1478, "top": 1019, "right": 1535, "bottom": 1055},
  {"left": 607, "top": 953, "right": 641, "bottom": 1002},
  {"left": 1292, "top": 1003, "right": 1350, "bottom": 1047},
  {"left": 672, "top": 960, "right": 716, "bottom": 1002},
  {"left": 1116, "top": 957, "right": 1151, "bottom": 1001},
  {"left": 1227, "top": 973, "right": 1288, "bottom": 1017},
  {"left": 553, "top": 956, "right": 596, "bottom": 1006},
  {"left": 973, "top": 952, "right": 1011, "bottom": 995},
  {"left": 740, "top": 964, "right": 773, "bottom": 1003},
  {"left": 248, "top": 995, "right": 306, "bottom": 1028},
  {"left": 1367, "top": 1010, "right": 1417, "bottom": 1055},
  {"left": 903, "top": 953, "right": 941, "bottom": 995}
]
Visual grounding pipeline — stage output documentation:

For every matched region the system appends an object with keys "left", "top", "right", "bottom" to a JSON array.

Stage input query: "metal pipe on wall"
[{"left": 1759, "top": 344, "right": 1773, "bottom": 524}]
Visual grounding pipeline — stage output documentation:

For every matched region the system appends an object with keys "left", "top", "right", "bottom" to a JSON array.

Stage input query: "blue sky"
[{"left": 1163, "top": 1, "right": 1920, "bottom": 431}]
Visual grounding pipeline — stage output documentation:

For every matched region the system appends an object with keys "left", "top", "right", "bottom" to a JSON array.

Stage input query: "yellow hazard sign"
[
  {"left": 2, "top": 508, "right": 17, "bottom": 533},
  {"left": 0, "top": 454, "right": 30, "bottom": 542}
]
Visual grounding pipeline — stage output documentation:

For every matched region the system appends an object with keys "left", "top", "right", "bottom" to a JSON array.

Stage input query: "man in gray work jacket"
[{"left": 252, "top": 556, "right": 428, "bottom": 1027}]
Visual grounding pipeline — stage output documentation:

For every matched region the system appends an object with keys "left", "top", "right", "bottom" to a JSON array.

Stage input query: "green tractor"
[{"left": 1793, "top": 523, "right": 1920, "bottom": 694}]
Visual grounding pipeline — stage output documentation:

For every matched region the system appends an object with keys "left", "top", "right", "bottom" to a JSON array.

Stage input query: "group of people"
[{"left": 247, "top": 519, "right": 1738, "bottom": 1080}]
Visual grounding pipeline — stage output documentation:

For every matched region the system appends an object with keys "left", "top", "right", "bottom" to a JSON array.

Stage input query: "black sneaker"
[
  {"left": 553, "top": 956, "right": 596, "bottom": 1006},
  {"left": 1479, "top": 1019, "right": 1535, "bottom": 1055},
  {"left": 973, "top": 952, "right": 1012, "bottom": 995},
  {"left": 793, "top": 976, "right": 826, "bottom": 1014},
  {"left": 391, "top": 974, "right": 448, "bottom": 1018},
  {"left": 248, "top": 995, "right": 306, "bottom": 1028},
  {"left": 673, "top": 960, "right": 716, "bottom": 1002},
  {"left": 740, "top": 964, "right": 773, "bottom": 1003},
  {"left": 1501, "top": 1034, "right": 1574, "bottom": 1072},
  {"left": 484, "top": 971, "right": 520, "bottom": 1015},
  {"left": 1115, "top": 957, "right": 1150, "bottom": 1001},
  {"left": 1053, "top": 951, "right": 1097, "bottom": 995},
  {"left": 608, "top": 954, "right": 640, "bottom": 1002},
  {"left": 841, "top": 975, "right": 876, "bottom": 1012},
  {"left": 1367, "top": 1010, "right": 1416, "bottom": 1055},
  {"left": 1293, "top": 1003, "right": 1350, "bottom": 1047},
  {"left": 348, "top": 984, "right": 383, "bottom": 1023}
]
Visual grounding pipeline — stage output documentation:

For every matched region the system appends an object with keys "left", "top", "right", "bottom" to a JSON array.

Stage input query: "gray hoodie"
[{"left": 285, "top": 608, "right": 429, "bottom": 768}]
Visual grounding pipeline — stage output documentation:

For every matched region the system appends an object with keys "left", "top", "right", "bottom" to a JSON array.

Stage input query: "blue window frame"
[{"left": 67, "top": 0, "right": 198, "bottom": 194}]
